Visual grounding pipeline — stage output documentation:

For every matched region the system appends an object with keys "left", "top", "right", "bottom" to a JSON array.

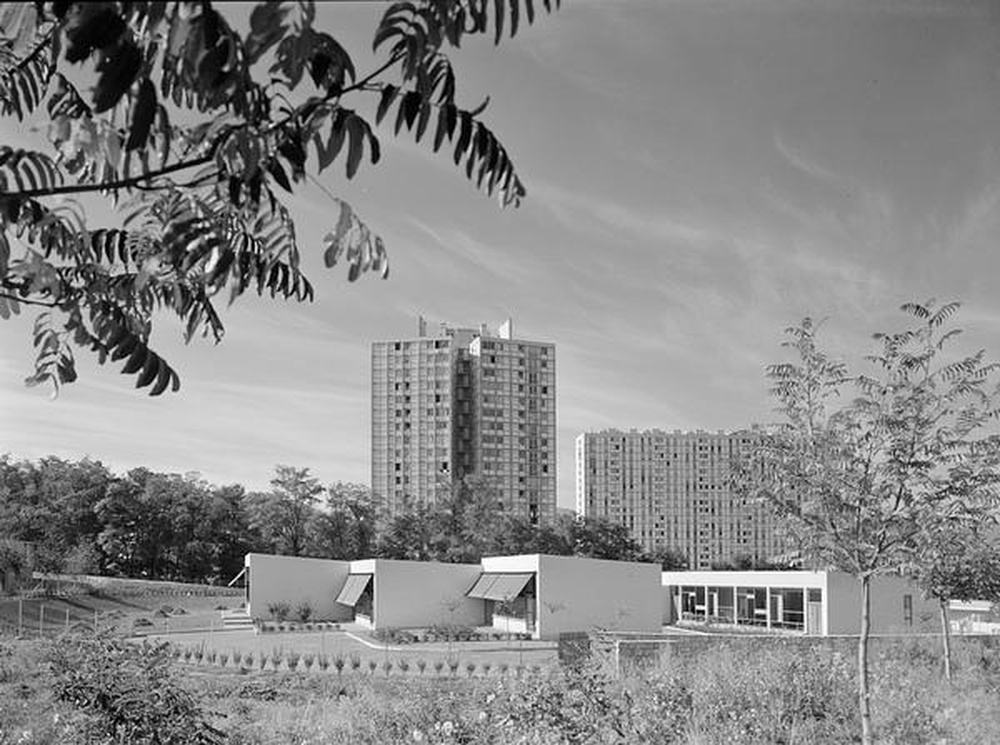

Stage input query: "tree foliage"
[
  {"left": 740, "top": 300, "right": 1000, "bottom": 744},
  {"left": 0, "top": 0, "right": 559, "bottom": 395}
]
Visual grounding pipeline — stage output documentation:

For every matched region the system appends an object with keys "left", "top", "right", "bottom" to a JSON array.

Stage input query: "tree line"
[{"left": 0, "top": 458, "right": 688, "bottom": 587}]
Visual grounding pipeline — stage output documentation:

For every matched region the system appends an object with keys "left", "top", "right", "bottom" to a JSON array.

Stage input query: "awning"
[
  {"left": 335, "top": 574, "right": 373, "bottom": 606},
  {"left": 227, "top": 567, "right": 246, "bottom": 587},
  {"left": 466, "top": 573, "right": 533, "bottom": 601}
]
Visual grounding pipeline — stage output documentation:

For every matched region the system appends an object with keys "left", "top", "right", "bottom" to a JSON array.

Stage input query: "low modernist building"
[
  {"left": 470, "top": 554, "right": 663, "bottom": 640},
  {"left": 662, "top": 570, "right": 938, "bottom": 635},
  {"left": 243, "top": 553, "right": 353, "bottom": 622},
  {"left": 334, "top": 558, "right": 483, "bottom": 629}
]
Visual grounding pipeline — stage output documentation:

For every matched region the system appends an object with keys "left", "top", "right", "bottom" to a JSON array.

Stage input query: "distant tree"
[
  {"left": 0, "top": 0, "right": 559, "bottom": 395},
  {"left": 326, "top": 481, "right": 377, "bottom": 558},
  {"left": 647, "top": 547, "right": 689, "bottom": 571},
  {"left": 912, "top": 527, "right": 1000, "bottom": 681},
  {"left": 740, "top": 301, "right": 1000, "bottom": 745},
  {"left": 566, "top": 516, "right": 645, "bottom": 562},
  {"left": 247, "top": 465, "right": 323, "bottom": 556}
]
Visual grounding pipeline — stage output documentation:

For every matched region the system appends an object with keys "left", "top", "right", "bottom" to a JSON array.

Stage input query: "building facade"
[
  {"left": 372, "top": 319, "right": 556, "bottom": 524},
  {"left": 575, "top": 429, "right": 781, "bottom": 569}
]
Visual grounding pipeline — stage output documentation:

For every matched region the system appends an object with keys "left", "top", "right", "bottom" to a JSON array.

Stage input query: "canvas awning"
[
  {"left": 226, "top": 566, "right": 246, "bottom": 587},
  {"left": 335, "top": 574, "right": 373, "bottom": 606},
  {"left": 466, "top": 573, "right": 534, "bottom": 601}
]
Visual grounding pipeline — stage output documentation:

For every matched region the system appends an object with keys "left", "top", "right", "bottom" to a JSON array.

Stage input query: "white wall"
[
  {"left": 827, "top": 572, "right": 938, "bottom": 635},
  {"left": 245, "top": 553, "right": 353, "bottom": 622},
  {"left": 662, "top": 569, "right": 937, "bottom": 635},
  {"left": 481, "top": 555, "right": 661, "bottom": 640},
  {"left": 348, "top": 559, "right": 484, "bottom": 629}
]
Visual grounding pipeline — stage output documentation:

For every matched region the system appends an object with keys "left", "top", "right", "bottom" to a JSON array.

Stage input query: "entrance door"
[{"left": 807, "top": 602, "right": 823, "bottom": 635}]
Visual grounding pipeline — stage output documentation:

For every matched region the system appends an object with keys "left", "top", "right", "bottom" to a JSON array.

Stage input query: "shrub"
[
  {"left": 318, "top": 653, "right": 330, "bottom": 671},
  {"left": 367, "top": 659, "right": 377, "bottom": 675},
  {"left": 206, "top": 650, "right": 217, "bottom": 665},
  {"left": 242, "top": 652, "right": 253, "bottom": 669},
  {"left": 285, "top": 651, "right": 300, "bottom": 671},
  {"left": 45, "top": 635, "right": 225, "bottom": 745},
  {"left": 295, "top": 601, "right": 313, "bottom": 623},
  {"left": 433, "top": 659, "right": 444, "bottom": 675},
  {"left": 350, "top": 654, "right": 362, "bottom": 672},
  {"left": 448, "top": 658, "right": 459, "bottom": 676},
  {"left": 231, "top": 650, "right": 242, "bottom": 668},
  {"left": 267, "top": 602, "right": 290, "bottom": 622},
  {"left": 333, "top": 655, "right": 345, "bottom": 675},
  {"left": 302, "top": 652, "right": 314, "bottom": 670},
  {"left": 398, "top": 659, "right": 410, "bottom": 675},
  {"left": 270, "top": 650, "right": 283, "bottom": 670},
  {"left": 218, "top": 652, "right": 228, "bottom": 668},
  {"left": 417, "top": 658, "right": 427, "bottom": 675},
  {"left": 181, "top": 647, "right": 192, "bottom": 662},
  {"left": 465, "top": 661, "right": 476, "bottom": 678},
  {"left": 258, "top": 654, "right": 267, "bottom": 671},
  {"left": 499, "top": 662, "right": 509, "bottom": 677},
  {"left": 481, "top": 662, "right": 492, "bottom": 676},
  {"left": 382, "top": 659, "right": 393, "bottom": 677}
]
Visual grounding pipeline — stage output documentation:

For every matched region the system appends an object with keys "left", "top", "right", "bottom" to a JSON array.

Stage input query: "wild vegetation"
[{"left": 3, "top": 631, "right": 1000, "bottom": 744}]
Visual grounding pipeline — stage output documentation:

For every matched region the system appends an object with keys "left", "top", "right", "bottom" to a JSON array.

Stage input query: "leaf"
[
  {"left": 346, "top": 116, "right": 363, "bottom": 179},
  {"left": 267, "top": 160, "right": 292, "bottom": 192},
  {"left": 93, "top": 41, "right": 142, "bottom": 113},
  {"left": 125, "top": 78, "right": 157, "bottom": 151},
  {"left": 246, "top": 0, "right": 289, "bottom": 64}
]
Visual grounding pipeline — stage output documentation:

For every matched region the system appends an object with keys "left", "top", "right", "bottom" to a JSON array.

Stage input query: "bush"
[
  {"left": 45, "top": 635, "right": 225, "bottom": 745},
  {"left": 416, "top": 658, "right": 427, "bottom": 675},
  {"left": 333, "top": 655, "right": 345, "bottom": 675},
  {"left": 302, "top": 652, "right": 315, "bottom": 670},
  {"left": 294, "top": 601, "right": 313, "bottom": 623},
  {"left": 231, "top": 650, "right": 242, "bottom": 668},
  {"left": 285, "top": 651, "right": 301, "bottom": 671},
  {"left": 367, "top": 659, "right": 377, "bottom": 675},
  {"left": 267, "top": 602, "right": 290, "bottom": 622},
  {"left": 318, "top": 653, "right": 330, "bottom": 671},
  {"left": 350, "top": 654, "right": 362, "bottom": 672},
  {"left": 433, "top": 659, "right": 444, "bottom": 675}
]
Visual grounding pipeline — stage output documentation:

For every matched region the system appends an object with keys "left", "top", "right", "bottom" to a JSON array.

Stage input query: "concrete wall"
[
  {"left": 348, "top": 559, "right": 483, "bottom": 629},
  {"left": 245, "top": 553, "right": 353, "bottom": 622},
  {"left": 482, "top": 554, "right": 662, "bottom": 640},
  {"left": 826, "top": 572, "right": 938, "bottom": 634}
]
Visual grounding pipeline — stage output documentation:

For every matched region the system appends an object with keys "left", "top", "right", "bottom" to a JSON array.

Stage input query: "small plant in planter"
[
  {"left": 286, "top": 651, "right": 301, "bottom": 671},
  {"left": 182, "top": 647, "right": 193, "bottom": 662},
  {"left": 350, "top": 654, "right": 361, "bottom": 673},
  {"left": 206, "top": 650, "right": 217, "bottom": 665},
  {"left": 258, "top": 654, "right": 267, "bottom": 671},
  {"left": 295, "top": 601, "right": 313, "bottom": 624},
  {"left": 267, "top": 601, "right": 291, "bottom": 623},
  {"left": 448, "top": 658, "right": 459, "bottom": 677},
  {"left": 398, "top": 659, "right": 410, "bottom": 675},
  {"left": 481, "top": 662, "right": 492, "bottom": 676},
  {"left": 333, "top": 655, "right": 345, "bottom": 676},
  {"left": 416, "top": 658, "right": 427, "bottom": 675},
  {"left": 218, "top": 652, "right": 229, "bottom": 668},
  {"left": 270, "top": 650, "right": 283, "bottom": 670},
  {"left": 367, "top": 659, "right": 377, "bottom": 675},
  {"left": 232, "top": 650, "right": 242, "bottom": 668},
  {"left": 498, "top": 662, "right": 509, "bottom": 677},
  {"left": 193, "top": 647, "right": 204, "bottom": 664},
  {"left": 382, "top": 659, "right": 394, "bottom": 676},
  {"left": 465, "top": 661, "right": 476, "bottom": 678},
  {"left": 318, "top": 653, "right": 330, "bottom": 671},
  {"left": 243, "top": 652, "right": 253, "bottom": 669},
  {"left": 302, "top": 653, "right": 314, "bottom": 671}
]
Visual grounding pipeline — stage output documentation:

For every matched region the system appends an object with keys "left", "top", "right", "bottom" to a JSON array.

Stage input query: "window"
[{"left": 903, "top": 594, "right": 913, "bottom": 626}]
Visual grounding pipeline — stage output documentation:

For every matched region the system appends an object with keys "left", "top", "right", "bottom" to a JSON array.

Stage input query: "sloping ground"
[{"left": 0, "top": 577, "right": 245, "bottom": 637}]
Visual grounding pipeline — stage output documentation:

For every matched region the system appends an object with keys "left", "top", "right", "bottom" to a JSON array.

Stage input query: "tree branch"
[
  {"left": 0, "top": 154, "right": 216, "bottom": 201},
  {"left": 0, "top": 291, "right": 57, "bottom": 308}
]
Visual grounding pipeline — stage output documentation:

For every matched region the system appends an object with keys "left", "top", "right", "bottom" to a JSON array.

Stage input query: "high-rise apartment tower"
[
  {"left": 575, "top": 429, "right": 781, "bottom": 569},
  {"left": 372, "top": 319, "right": 556, "bottom": 524}
]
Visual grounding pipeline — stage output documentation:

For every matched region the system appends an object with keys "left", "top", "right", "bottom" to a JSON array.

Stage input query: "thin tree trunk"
[
  {"left": 858, "top": 575, "right": 873, "bottom": 745},
  {"left": 940, "top": 599, "right": 953, "bottom": 682}
]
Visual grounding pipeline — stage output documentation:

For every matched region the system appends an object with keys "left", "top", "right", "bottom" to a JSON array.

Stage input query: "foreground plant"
[
  {"left": 740, "top": 300, "right": 1000, "bottom": 744},
  {"left": 0, "top": 0, "right": 560, "bottom": 395}
]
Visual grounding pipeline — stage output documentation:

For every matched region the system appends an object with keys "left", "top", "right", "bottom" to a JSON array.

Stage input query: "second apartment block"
[
  {"left": 576, "top": 429, "right": 781, "bottom": 569},
  {"left": 372, "top": 318, "right": 556, "bottom": 524}
]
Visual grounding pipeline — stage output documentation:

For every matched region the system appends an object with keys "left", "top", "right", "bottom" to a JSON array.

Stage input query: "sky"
[{"left": 2, "top": 0, "right": 1000, "bottom": 508}]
